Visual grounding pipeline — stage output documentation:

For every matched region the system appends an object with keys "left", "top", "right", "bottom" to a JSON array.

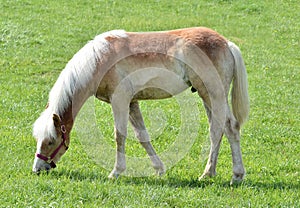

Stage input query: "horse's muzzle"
[{"left": 32, "top": 157, "right": 54, "bottom": 174}]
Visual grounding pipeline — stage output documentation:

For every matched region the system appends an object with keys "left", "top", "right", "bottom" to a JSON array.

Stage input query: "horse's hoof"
[
  {"left": 156, "top": 167, "right": 166, "bottom": 177},
  {"left": 198, "top": 171, "right": 215, "bottom": 181},
  {"left": 154, "top": 164, "right": 166, "bottom": 176},
  {"left": 230, "top": 178, "right": 243, "bottom": 186},
  {"left": 108, "top": 171, "right": 120, "bottom": 179},
  {"left": 157, "top": 171, "right": 165, "bottom": 177},
  {"left": 230, "top": 173, "right": 245, "bottom": 185},
  {"left": 198, "top": 173, "right": 208, "bottom": 181}
]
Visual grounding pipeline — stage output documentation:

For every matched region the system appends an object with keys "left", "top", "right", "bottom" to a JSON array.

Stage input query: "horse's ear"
[{"left": 53, "top": 114, "right": 61, "bottom": 129}]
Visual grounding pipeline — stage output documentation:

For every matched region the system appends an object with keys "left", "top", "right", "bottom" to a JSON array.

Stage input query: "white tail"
[{"left": 228, "top": 41, "right": 250, "bottom": 126}]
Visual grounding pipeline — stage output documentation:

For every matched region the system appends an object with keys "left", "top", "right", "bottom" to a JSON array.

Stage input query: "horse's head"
[{"left": 32, "top": 113, "right": 69, "bottom": 173}]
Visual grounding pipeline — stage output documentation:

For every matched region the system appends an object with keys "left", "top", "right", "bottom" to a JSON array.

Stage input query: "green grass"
[{"left": 1, "top": 0, "right": 299, "bottom": 207}]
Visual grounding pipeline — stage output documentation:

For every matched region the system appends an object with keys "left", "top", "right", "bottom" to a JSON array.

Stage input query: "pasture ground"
[{"left": 1, "top": 0, "right": 299, "bottom": 207}]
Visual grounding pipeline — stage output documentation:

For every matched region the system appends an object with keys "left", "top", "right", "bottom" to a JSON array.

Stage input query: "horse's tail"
[{"left": 228, "top": 41, "right": 250, "bottom": 126}]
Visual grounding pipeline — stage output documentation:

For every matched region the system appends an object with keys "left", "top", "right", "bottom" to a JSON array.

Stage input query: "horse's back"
[
  {"left": 167, "top": 27, "right": 228, "bottom": 53},
  {"left": 96, "top": 27, "right": 234, "bottom": 103},
  {"left": 125, "top": 27, "right": 228, "bottom": 59}
]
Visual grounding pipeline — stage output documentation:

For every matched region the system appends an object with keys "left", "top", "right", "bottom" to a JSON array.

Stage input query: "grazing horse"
[{"left": 32, "top": 27, "right": 249, "bottom": 183}]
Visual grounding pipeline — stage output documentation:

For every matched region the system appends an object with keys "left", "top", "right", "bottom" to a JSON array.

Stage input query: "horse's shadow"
[
  {"left": 119, "top": 175, "right": 300, "bottom": 190},
  {"left": 49, "top": 168, "right": 300, "bottom": 190}
]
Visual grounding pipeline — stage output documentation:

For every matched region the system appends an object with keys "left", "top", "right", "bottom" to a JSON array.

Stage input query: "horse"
[{"left": 32, "top": 27, "right": 249, "bottom": 183}]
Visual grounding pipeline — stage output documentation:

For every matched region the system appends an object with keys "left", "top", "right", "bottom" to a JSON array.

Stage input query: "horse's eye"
[{"left": 48, "top": 140, "right": 54, "bottom": 146}]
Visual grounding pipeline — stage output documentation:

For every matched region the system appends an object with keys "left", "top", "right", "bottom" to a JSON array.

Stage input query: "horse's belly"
[{"left": 133, "top": 88, "right": 174, "bottom": 100}]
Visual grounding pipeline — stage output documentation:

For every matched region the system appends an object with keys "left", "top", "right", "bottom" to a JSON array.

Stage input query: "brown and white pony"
[{"left": 32, "top": 27, "right": 249, "bottom": 183}]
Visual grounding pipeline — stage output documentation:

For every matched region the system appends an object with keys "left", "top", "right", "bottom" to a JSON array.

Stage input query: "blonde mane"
[
  {"left": 48, "top": 29, "right": 127, "bottom": 115},
  {"left": 33, "top": 30, "right": 127, "bottom": 139}
]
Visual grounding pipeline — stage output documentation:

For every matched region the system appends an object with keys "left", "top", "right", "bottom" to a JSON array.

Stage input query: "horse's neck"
[
  {"left": 60, "top": 87, "right": 93, "bottom": 133},
  {"left": 60, "top": 105, "right": 74, "bottom": 133}
]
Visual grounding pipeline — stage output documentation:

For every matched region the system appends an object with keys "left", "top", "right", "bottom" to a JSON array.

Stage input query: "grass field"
[{"left": 1, "top": 0, "right": 299, "bottom": 207}]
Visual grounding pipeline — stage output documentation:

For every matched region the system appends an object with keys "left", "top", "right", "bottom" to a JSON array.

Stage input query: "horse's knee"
[
  {"left": 225, "top": 118, "right": 240, "bottom": 141},
  {"left": 135, "top": 129, "right": 150, "bottom": 142},
  {"left": 115, "top": 128, "right": 126, "bottom": 141}
]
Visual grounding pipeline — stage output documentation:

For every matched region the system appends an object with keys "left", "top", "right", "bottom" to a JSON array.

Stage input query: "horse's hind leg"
[
  {"left": 129, "top": 102, "right": 165, "bottom": 176},
  {"left": 199, "top": 103, "right": 224, "bottom": 180},
  {"left": 224, "top": 108, "right": 245, "bottom": 183}
]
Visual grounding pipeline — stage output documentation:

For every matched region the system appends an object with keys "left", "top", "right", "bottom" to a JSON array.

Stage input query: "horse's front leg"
[
  {"left": 108, "top": 101, "right": 129, "bottom": 179},
  {"left": 129, "top": 102, "right": 165, "bottom": 176}
]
